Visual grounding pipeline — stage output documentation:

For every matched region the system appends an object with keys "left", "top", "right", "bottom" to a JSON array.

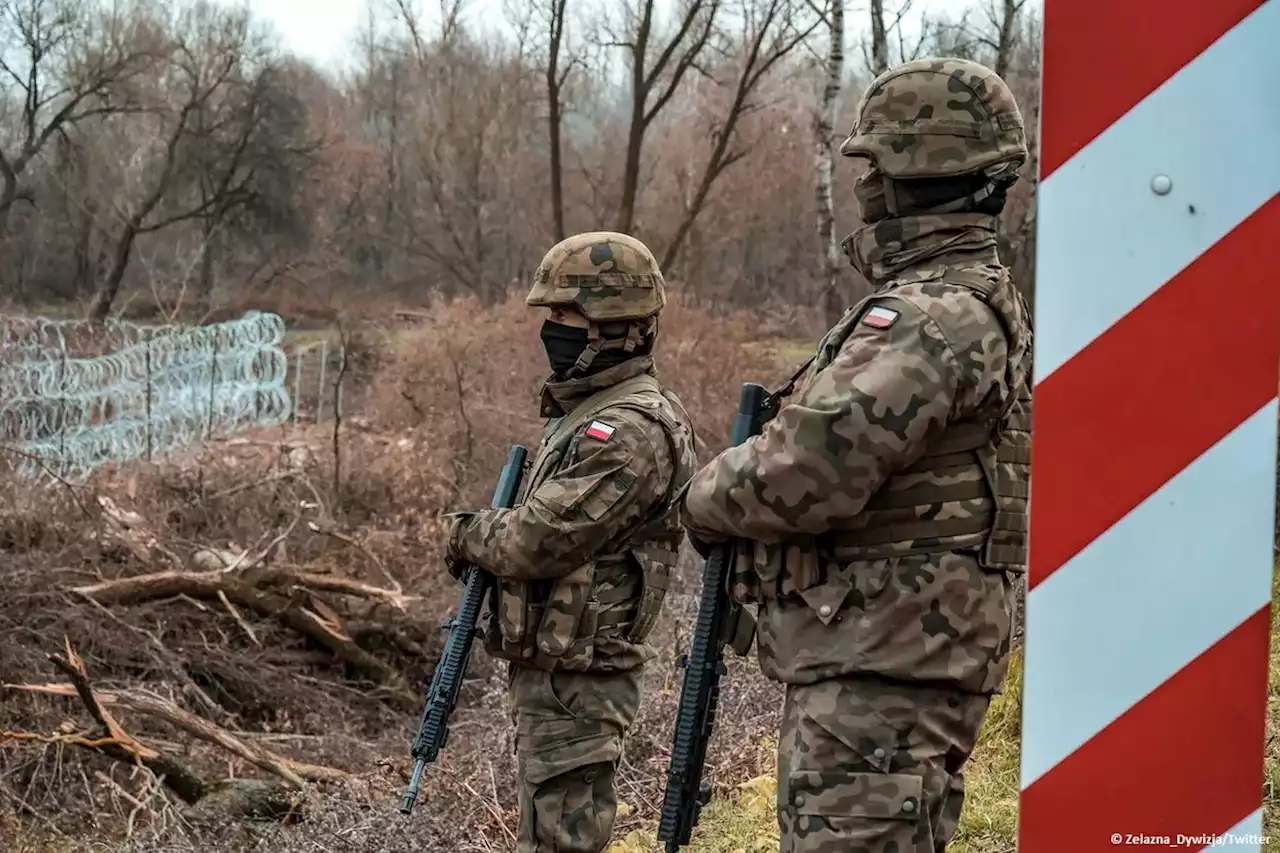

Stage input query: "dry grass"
[{"left": 1, "top": 292, "right": 1276, "bottom": 853}]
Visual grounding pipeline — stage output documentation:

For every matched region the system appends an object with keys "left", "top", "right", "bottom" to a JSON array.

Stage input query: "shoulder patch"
[
  {"left": 584, "top": 420, "right": 616, "bottom": 441},
  {"left": 861, "top": 305, "right": 899, "bottom": 329}
]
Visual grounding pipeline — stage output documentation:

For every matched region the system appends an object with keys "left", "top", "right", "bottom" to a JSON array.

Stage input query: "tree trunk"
[
  {"left": 869, "top": 0, "right": 889, "bottom": 75},
  {"left": 816, "top": 0, "right": 846, "bottom": 328},
  {"left": 196, "top": 216, "right": 218, "bottom": 318},
  {"left": 994, "top": 0, "right": 1022, "bottom": 77},
  {"left": 546, "top": 0, "right": 568, "bottom": 242},
  {"left": 615, "top": 102, "right": 645, "bottom": 235},
  {"left": 89, "top": 218, "right": 143, "bottom": 322},
  {"left": 0, "top": 168, "right": 18, "bottom": 240}
]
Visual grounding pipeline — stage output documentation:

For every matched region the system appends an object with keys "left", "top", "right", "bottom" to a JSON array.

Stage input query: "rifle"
[
  {"left": 656, "top": 381, "right": 775, "bottom": 851},
  {"left": 399, "top": 444, "right": 528, "bottom": 815}
]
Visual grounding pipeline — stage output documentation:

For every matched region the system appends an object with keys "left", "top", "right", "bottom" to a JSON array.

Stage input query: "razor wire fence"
[{"left": 0, "top": 311, "right": 343, "bottom": 485}]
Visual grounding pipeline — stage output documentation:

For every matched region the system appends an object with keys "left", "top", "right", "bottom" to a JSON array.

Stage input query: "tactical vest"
[
  {"left": 483, "top": 372, "right": 697, "bottom": 672},
  {"left": 815, "top": 265, "right": 1032, "bottom": 571}
]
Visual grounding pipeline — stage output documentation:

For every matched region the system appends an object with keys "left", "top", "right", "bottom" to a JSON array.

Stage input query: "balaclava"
[{"left": 540, "top": 319, "right": 653, "bottom": 380}]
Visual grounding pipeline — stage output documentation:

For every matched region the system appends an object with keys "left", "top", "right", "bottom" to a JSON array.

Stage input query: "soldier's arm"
[
  {"left": 683, "top": 295, "right": 1000, "bottom": 542},
  {"left": 455, "top": 411, "right": 674, "bottom": 580}
]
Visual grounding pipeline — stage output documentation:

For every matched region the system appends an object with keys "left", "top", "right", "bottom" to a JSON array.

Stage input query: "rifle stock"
[
  {"left": 399, "top": 443, "right": 528, "bottom": 815},
  {"left": 657, "top": 382, "right": 769, "bottom": 850}
]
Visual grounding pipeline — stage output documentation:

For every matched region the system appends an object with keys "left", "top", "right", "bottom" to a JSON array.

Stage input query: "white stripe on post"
[
  {"left": 1021, "top": 401, "right": 1278, "bottom": 786},
  {"left": 1034, "top": 0, "right": 1280, "bottom": 380}
]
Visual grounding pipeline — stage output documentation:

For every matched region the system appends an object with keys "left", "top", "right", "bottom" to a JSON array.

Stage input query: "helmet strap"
[
  {"left": 883, "top": 174, "right": 902, "bottom": 217},
  {"left": 566, "top": 318, "right": 655, "bottom": 377},
  {"left": 570, "top": 326, "right": 602, "bottom": 375}
]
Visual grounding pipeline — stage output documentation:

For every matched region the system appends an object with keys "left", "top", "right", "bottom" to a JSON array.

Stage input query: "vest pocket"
[
  {"left": 625, "top": 547, "right": 672, "bottom": 642},
  {"left": 555, "top": 601, "right": 599, "bottom": 671},
  {"left": 534, "top": 561, "right": 596, "bottom": 670},
  {"left": 498, "top": 579, "right": 529, "bottom": 646}
]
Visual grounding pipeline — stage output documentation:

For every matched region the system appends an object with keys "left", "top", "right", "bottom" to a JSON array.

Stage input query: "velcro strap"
[
  {"left": 595, "top": 581, "right": 638, "bottom": 606},
  {"left": 925, "top": 421, "right": 991, "bottom": 454},
  {"left": 596, "top": 608, "right": 636, "bottom": 630}
]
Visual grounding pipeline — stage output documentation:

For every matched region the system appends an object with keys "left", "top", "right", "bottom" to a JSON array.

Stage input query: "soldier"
[
  {"left": 445, "top": 231, "right": 698, "bottom": 853},
  {"left": 679, "top": 58, "right": 1033, "bottom": 852}
]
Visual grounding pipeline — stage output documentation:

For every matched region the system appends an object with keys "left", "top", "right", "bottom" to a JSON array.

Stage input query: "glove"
[{"left": 443, "top": 512, "right": 475, "bottom": 581}]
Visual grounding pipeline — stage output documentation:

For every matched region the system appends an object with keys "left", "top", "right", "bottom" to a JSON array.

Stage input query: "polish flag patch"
[
  {"left": 861, "top": 305, "right": 899, "bottom": 329},
  {"left": 584, "top": 421, "right": 616, "bottom": 441}
]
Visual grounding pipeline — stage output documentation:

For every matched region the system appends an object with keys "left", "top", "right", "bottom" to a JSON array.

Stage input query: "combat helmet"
[
  {"left": 526, "top": 231, "right": 665, "bottom": 375},
  {"left": 840, "top": 57, "right": 1027, "bottom": 213}
]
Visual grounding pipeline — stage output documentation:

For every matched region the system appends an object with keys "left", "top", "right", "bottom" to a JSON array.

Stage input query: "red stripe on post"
[
  {"left": 1027, "top": 195, "right": 1280, "bottom": 590},
  {"left": 1040, "top": 0, "right": 1267, "bottom": 179},
  {"left": 1018, "top": 607, "right": 1273, "bottom": 852}
]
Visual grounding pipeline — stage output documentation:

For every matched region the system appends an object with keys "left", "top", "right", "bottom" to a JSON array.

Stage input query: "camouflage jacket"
[
  {"left": 681, "top": 214, "right": 1032, "bottom": 695},
  {"left": 455, "top": 356, "right": 698, "bottom": 673}
]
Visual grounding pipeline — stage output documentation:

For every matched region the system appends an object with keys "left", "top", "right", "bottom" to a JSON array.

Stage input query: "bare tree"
[
  {"left": 381, "top": 0, "right": 541, "bottom": 296},
  {"left": 0, "top": 0, "right": 156, "bottom": 235},
  {"left": 540, "top": 0, "right": 573, "bottom": 241},
  {"left": 186, "top": 70, "right": 318, "bottom": 315},
  {"left": 863, "top": 0, "right": 933, "bottom": 75},
  {"left": 659, "top": 0, "right": 821, "bottom": 271},
  {"left": 87, "top": 2, "right": 308, "bottom": 320},
  {"left": 997, "top": 8, "right": 1039, "bottom": 299},
  {"left": 604, "top": 0, "right": 721, "bottom": 235},
  {"left": 869, "top": 0, "right": 888, "bottom": 75},
  {"left": 0, "top": 0, "right": 1046, "bottom": 322},
  {"left": 977, "top": 0, "right": 1026, "bottom": 76},
  {"left": 813, "top": 0, "right": 843, "bottom": 326}
]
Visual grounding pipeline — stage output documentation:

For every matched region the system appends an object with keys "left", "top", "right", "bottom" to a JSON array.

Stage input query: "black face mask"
[
  {"left": 540, "top": 320, "right": 590, "bottom": 377},
  {"left": 540, "top": 319, "right": 648, "bottom": 379}
]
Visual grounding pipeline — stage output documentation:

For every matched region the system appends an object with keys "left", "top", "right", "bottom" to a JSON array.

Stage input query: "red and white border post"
[{"left": 1019, "top": 1, "right": 1280, "bottom": 850}]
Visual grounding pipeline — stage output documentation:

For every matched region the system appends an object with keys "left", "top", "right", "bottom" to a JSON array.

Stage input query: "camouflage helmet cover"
[
  {"left": 839, "top": 57, "right": 1028, "bottom": 179},
  {"left": 526, "top": 231, "right": 666, "bottom": 323}
]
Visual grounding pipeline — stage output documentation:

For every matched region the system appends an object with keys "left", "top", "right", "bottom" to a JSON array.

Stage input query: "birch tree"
[{"left": 813, "top": 0, "right": 844, "bottom": 326}]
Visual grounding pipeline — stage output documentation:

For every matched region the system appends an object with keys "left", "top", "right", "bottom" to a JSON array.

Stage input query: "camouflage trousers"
[
  {"left": 776, "top": 674, "right": 991, "bottom": 853},
  {"left": 509, "top": 664, "right": 642, "bottom": 853}
]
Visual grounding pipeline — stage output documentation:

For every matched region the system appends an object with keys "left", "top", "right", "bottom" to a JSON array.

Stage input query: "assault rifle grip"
[
  {"left": 656, "top": 381, "right": 768, "bottom": 850},
  {"left": 399, "top": 444, "right": 528, "bottom": 815}
]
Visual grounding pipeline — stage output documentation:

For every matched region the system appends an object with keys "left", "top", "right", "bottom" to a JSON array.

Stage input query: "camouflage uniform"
[
  {"left": 448, "top": 232, "right": 699, "bottom": 853},
  {"left": 680, "top": 59, "right": 1033, "bottom": 853}
]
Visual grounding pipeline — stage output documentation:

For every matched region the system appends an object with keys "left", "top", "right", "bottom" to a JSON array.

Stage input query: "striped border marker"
[{"left": 1019, "top": 1, "right": 1280, "bottom": 851}]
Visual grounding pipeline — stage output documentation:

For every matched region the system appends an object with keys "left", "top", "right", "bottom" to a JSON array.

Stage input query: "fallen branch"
[
  {"left": 82, "top": 497, "right": 420, "bottom": 703},
  {"left": 15, "top": 641, "right": 208, "bottom": 805},
  {"left": 7, "top": 682, "right": 345, "bottom": 787},
  {"left": 72, "top": 570, "right": 411, "bottom": 696},
  {"left": 1, "top": 641, "right": 341, "bottom": 823}
]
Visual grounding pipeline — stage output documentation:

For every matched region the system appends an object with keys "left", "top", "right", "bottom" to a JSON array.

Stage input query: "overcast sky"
[{"left": 234, "top": 0, "right": 1036, "bottom": 74}]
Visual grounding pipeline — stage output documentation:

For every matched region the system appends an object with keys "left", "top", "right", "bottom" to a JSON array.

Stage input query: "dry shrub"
[{"left": 0, "top": 290, "right": 801, "bottom": 852}]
